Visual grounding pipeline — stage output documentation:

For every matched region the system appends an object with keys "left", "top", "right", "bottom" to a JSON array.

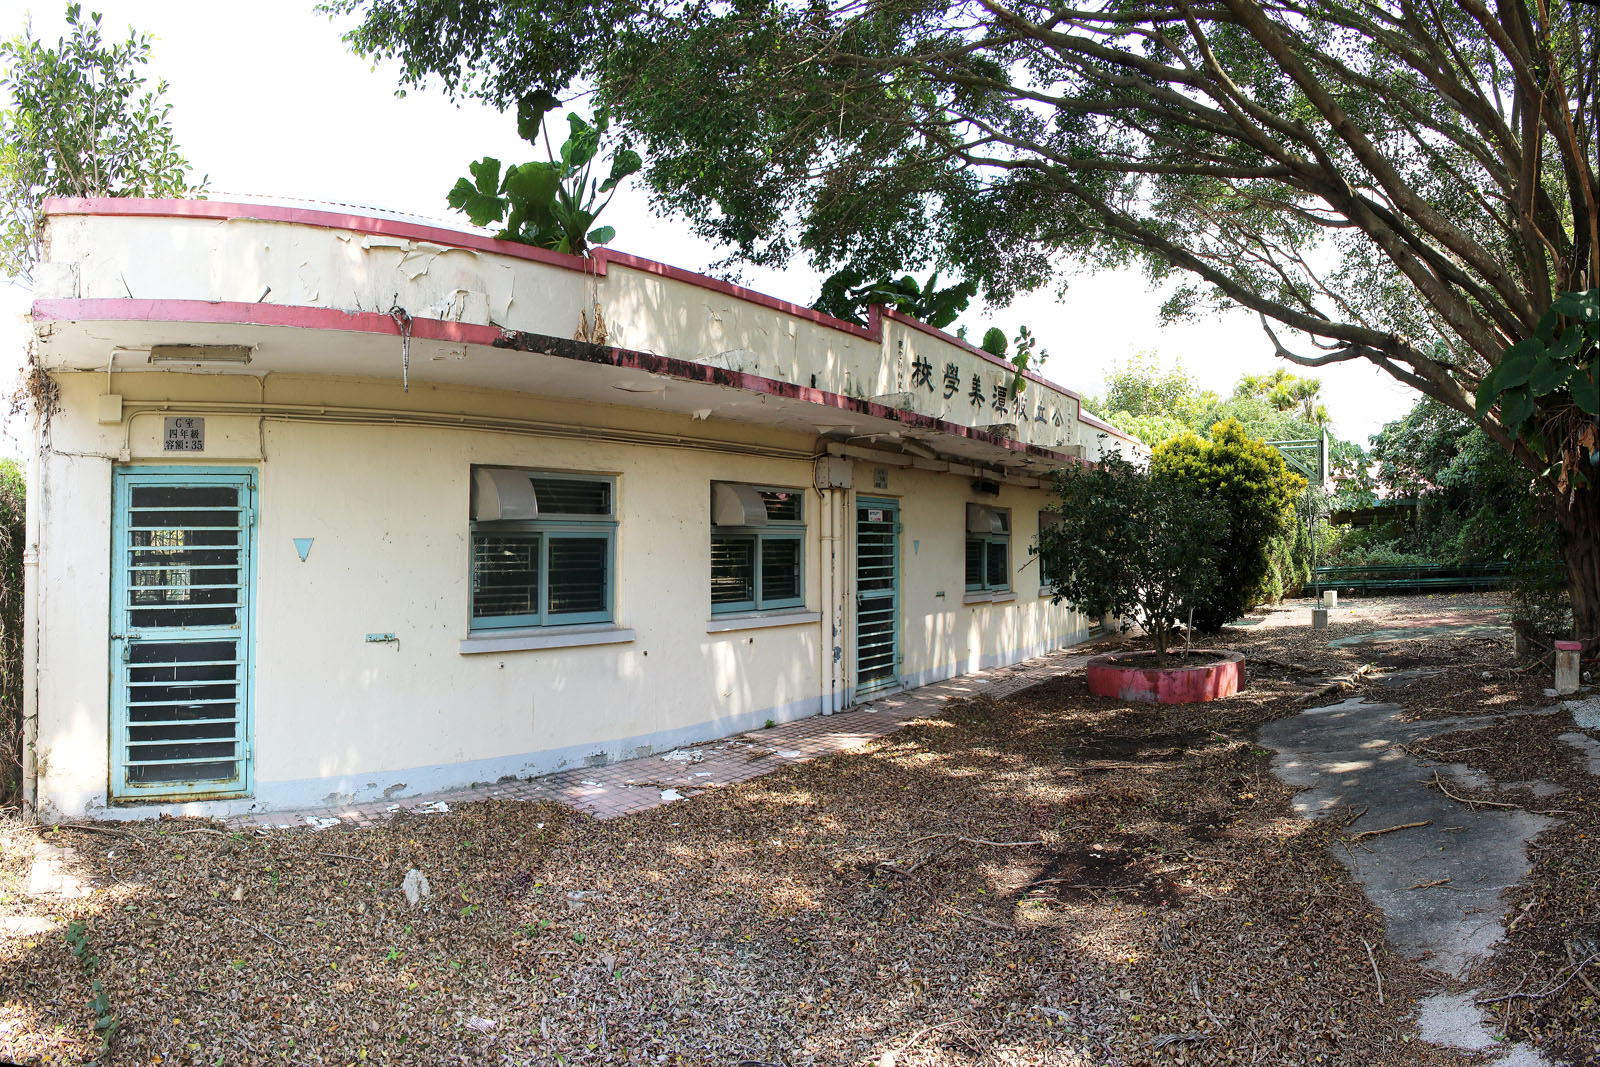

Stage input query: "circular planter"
[{"left": 1086, "top": 649, "right": 1245, "bottom": 704}]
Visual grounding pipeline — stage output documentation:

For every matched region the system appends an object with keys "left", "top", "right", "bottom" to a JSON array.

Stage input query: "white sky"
[{"left": 0, "top": 0, "right": 1421, "bottom": 458}]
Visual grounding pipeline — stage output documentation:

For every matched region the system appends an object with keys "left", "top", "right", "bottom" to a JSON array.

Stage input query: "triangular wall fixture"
[{"left": 293, "top": 537, "right": 314, "bottom": 562}]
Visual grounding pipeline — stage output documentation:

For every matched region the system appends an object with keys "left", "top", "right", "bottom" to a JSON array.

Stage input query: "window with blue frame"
[
  {"left": 965, "top": 504, "right": 1011, "bottom": 592},
  {"left": 469, "top": 469, "right": 616, "bottom": 629},
  {"left": 710, "top": 483, "right": 805, "bottom": 613},
  {"left": 1037, "top": 509, "right": 1063, "bottom": 592}
]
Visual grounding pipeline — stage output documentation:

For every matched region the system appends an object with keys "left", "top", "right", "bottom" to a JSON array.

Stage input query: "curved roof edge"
[
  {"left": 30, "top": 296, "right": 1088, "bottom": 469},
  {"left": 42, "top": 196, "right": 1142, "bottom": 446}
]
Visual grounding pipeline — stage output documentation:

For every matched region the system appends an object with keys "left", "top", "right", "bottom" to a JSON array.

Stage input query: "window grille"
[
  {"left": 710, "top": 483, "right": 805, "bottom": 613},
  {"left": 965, "top": 504, "right": 1011, "bottom": 592},
  {"left": 470, "top": 470, "right": 616, "bottom": 628},
  {"left": 1038, "top": 510, "right": 1064, "bottom": 591}
]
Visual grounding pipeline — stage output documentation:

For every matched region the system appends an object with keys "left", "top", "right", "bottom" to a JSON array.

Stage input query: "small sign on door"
[
  {"left": 867, "top": 509, "right": 884, "bottom": 522},
  {"left": 162, "top": 417, "right": 205, "bottom": 452}
]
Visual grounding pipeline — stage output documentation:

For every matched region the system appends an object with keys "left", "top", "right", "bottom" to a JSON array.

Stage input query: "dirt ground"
[{"left": 2, "top": 593, "right": 1596, "bottom": 1066}]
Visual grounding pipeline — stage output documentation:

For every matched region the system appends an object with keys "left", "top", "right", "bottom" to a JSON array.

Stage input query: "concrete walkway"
[
  {"left": 232, "top": 647, "right": 1094, "bottom": 830},
  {"left": 1261, "top": 695, "right": 1566, "bottom": 1066}
]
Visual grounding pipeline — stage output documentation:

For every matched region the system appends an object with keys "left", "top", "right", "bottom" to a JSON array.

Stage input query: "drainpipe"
[
  {"left": 817, "top": 484, "right": 834, "bottom": 716},
  {"left": 832, "top": 488, "right": 849, "bottom": 712},
  {"left": 20, "top": 414, "right": 42, "bottom": 823}
]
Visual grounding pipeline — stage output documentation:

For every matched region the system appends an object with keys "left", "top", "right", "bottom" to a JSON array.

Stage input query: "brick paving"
[{"left": 232, "top": 646, "right": 1094, "bottom": 830}]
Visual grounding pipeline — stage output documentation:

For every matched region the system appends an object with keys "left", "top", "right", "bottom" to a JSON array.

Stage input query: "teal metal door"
[
  {"left": 855, "top": 498, "right": 900, "bottom": 695},
  {"left": 110, "top": 468, "right": 256, "bottom": 800}
]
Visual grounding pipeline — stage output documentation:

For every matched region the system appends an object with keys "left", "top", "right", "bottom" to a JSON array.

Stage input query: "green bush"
[
  {"left": 1040, "top": 453, "right": 1227, "bottom": 662},
  {"left": 0, "top": 459, "right": 21, "bottom": 807},
  {"left": 1153, "top": 419, "right": 1305, "bottom": 628}
]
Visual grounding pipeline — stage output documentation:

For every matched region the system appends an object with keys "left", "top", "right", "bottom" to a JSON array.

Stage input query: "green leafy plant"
[
  {"left": 1475, "top": 289, "right": 1600, "bottom": 494},
  {"left": 1008, "top": 325, "right": 1047, "bottom": 396},
  {"left": 0, "top": 4, "right": 204, "bottom": 281},
  {"left": 448, "top": 90, "right": 641, "bottom": 256},
  {"left": 64, "top": 920, "right": 118, "bottom": 1050},
  {"left": 1153, "top": 420, "right": 1305, "bottom": 629},
  {"left": 813, "top": 268, "right": 975, "bottom": 329},
  {"left": 980, "top": 328, "right": 1007, "bottom": 357},
  {"left": 1039, "top": 453, "right": 1227, "bottom": 664}
]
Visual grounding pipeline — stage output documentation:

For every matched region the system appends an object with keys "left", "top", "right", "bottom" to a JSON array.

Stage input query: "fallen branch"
[
  {"left": 939, "top": 903, "right": 1014, "bottom": 932},
  {"left": 1350, "top": 820, "right": 1431, "bottom": 844},
  {"left": 219, "top": 909, "right": 290, "bottom": 950},
  {"left": 1362, "top": 938, "right": 1385, "bottom": 1006},
  {"left": 1151, "top": 1032, "right": 1212, "bottom": 1049},
  {"left": 906, "top": 833, "right": 1045, "bottom": 848},
  {"left": 1299, "top": 664, "right": 1376, "bottom": 704},
  {"left": 1405, "top": 878, "right": 1451, "bottom": 890},
  {"left": 1479, "top": 949, "right": 1600, "bottom": 1004},
  {"left": 42, "top": 823, "right": 147, "bottom": 848},
  {"left": 1427, "top": 772, "right": 1519, "bottom": 810}
]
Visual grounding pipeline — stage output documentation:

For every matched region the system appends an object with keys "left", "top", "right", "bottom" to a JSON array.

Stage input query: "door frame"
[
  {"left": 853, "top": 495, "right": 902, "bottom": 697},
  {"left": 109, "top": 465, "right": 258, "bottom": 802}
]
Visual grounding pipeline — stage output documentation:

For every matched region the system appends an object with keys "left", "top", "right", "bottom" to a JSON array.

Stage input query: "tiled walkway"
[{"left": 232, "top": 646, "right": 1095, "bottom": 830}]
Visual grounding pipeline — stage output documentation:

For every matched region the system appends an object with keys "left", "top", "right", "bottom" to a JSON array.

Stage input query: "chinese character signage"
[{"left": 163, "top": 417, "right": 205, "bottom": 452}]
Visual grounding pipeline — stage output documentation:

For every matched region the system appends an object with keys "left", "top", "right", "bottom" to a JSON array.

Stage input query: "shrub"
[
  {"left": 1153, "top": 419, "right": 1305, "bottom": 628},
  {"left": 0, "top": 459, "right": 21, "bottom": 807},
  {"left": 1040, "top": 453, "right": 1227, "bottom": 663}
]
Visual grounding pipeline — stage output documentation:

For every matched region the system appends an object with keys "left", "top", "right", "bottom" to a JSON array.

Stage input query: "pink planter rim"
[{"left": 1086, "top": 649, "right": 1246, "bottom": 705}]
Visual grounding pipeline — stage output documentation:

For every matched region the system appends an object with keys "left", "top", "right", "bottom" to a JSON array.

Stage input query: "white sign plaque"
[
  {"left": 866, "top": 509, "right": 884, "bottom": 523},
  {"left": 162, "top": 417, "right": 205, "bottom": 452}
]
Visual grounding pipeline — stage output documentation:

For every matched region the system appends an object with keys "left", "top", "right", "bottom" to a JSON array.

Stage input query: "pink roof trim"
[
  {"left": 30, "top": 297, "right": 1084, "bottom": 466},
  {"left": 39, "top": 196, "right": 1137, "bottom": 443}
]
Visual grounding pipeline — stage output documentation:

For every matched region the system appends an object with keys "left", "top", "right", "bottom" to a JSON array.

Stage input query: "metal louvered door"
[
  {"left": 855, "top": 498, "right": 901, "bottom": 696},
  {"left": 110, "top": 469, "right": 255, "bottom": 801}
]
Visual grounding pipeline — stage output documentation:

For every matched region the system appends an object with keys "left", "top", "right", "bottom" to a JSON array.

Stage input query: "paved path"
[
  {"left": 233, "top": 647, "right": 1094, "bottom": 830},
  {"left": 1261, "top": 695, "right": 1565, "bottom": 1066}
]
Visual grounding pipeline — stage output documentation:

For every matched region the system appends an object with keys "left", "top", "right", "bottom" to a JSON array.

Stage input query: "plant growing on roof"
[
  {"left": 812, "top": 268, "right": 975, "bottom": 329},
  {"left": 1039, "top": 453, "right": 1227, "bottom": 665},
  {"left": 1008, "top": 325, "right": 1047, "bottom": 396},
  {"left": 447, "top": 90, "right": 641, "bottom": 256}
]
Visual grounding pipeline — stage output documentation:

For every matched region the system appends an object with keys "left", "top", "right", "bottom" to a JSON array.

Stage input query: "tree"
[
  {"left": 333, "top": 0, "right": 1600, "bottom": 640},
  {"left": 1234, "top": 369, "right": 1329, "bottom": 426},
  {"left": 1084, "top": 353, "right": 1216, "bottom": 446},
  {"left": 1153, "top": 419, "right": 1305, "bottom": 629},
  {"left": 1040, "top": 453, "right": 1226, "bottom": 663},
  {"left": 1367, "top": 397, "right": 1559, "bottom": 571},
  {"left": 0, "top": 5, "right": 203, "bottom": 281}
]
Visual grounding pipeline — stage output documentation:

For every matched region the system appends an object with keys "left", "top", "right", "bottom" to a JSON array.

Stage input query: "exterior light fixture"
[{"left": 148, "top": 344, "right": 254, "bottom": 365}]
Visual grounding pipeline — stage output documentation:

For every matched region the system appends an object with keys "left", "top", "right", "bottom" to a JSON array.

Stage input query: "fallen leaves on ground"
[{"left": 0, "top": 593, "right": 1587, "bottom": 1065}]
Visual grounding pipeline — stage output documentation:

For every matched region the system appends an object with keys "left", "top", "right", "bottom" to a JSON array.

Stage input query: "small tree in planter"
[{"left": 1040, "top": 454, "right": 1227, "bottom": 664}]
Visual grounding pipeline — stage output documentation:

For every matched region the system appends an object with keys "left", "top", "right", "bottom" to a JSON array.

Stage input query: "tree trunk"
[{"left": 1559, "top": 483, "right": 1600, "bottom": 645}]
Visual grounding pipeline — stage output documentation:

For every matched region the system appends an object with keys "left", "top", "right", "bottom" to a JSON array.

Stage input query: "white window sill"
[
  {"left": 963, "top": 590, "right": 1017, "bottom": 605},
  {"left": 459, "top": 624, "right": 635, "bottom": 654},
  {"left": 706, "top": 609, "right": 821, "bottom": 633}
]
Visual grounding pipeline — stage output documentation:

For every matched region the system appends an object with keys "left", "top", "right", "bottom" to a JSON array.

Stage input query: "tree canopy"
[
  {"left": 0, "top": 4, "right": 203, "bottom": 281},
  {"left": 334, "top": 0, "right": 1600, "bottom": 635}
]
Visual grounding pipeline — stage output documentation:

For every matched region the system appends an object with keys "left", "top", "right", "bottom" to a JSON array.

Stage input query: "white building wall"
[{"left": 32, "top": 372, "right": 1088, "bottom": 820}]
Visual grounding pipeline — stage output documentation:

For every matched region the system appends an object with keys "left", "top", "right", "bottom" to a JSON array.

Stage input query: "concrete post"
[
  {"left": 1555, "top": 640, "right": 1582, "bottom": 695},
  {"left": 1322, "top": 589, "right": 1337, "bottom": 610},
  {"left": 1312, "top": 606, "right": 1329, "bottom": 629}
]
